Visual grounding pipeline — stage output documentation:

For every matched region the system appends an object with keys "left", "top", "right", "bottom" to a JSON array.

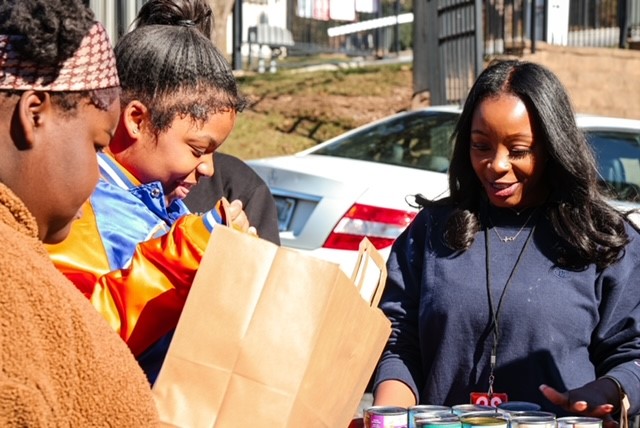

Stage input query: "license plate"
[{"left": 274, "top": 196, "right": 296, "bottom": 231}]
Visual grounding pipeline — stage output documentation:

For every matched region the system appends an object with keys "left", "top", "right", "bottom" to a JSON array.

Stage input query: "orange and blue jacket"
[{"left": 47, "top": 152, "right": 223, "bottom": 382}]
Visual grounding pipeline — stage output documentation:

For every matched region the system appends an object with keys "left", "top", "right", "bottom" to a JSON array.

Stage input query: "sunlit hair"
[
  {"left": 115, "top": 22, "right": 246, "bottom": 134},
  {"left": 434, "top": 60, "right": 628, "bottom": 269},
  {"left": 132, "top": 0, "right": 213, "bottom": 38}
]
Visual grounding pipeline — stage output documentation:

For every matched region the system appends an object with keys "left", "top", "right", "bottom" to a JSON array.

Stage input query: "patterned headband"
[{"left": 0, "top": 21, "right": 119, "bottom": 91}]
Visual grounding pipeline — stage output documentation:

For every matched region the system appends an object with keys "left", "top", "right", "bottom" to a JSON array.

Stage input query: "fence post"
[
  {"left": 426, "top": 0, "right": 445, "bottom": 105},
  {"left": 232, "top": 0, "right": 243, "bottom": 70},
  {"left": 375, "top": 0, "right": 383, "bottom": 57},
  {"left": 474, "top": 0, "right": 484, "bottom": 77},
  {"left": 412, "top": 0, "right": 429, "bottom": 100},
  {"left": 530, "top": 0, "right": 537, "bottom": 53},
  {"left": 394, "top": 0, "right": 401, "bottom": 54},
  {"left": 619, "top": 0, "right": 630, "bottom": 48}
]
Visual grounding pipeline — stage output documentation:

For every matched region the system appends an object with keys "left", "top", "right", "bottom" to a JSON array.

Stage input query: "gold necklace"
[{"left": 489, "top": 210, "right": 536, "bottom": 243}]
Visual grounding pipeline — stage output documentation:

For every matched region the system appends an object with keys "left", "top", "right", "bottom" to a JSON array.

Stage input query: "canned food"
[
  {"left": 509, "top": 412, "right": 556, "bottom": 428},
  {"left": 408, "top": 406, "right": 452, "bottom": 428},
  {"left": 452, "top": 404, "right": 495, "bottom": 416},
  {"left": 416, "top": 416, "right": 462, "bottom": 428},
  {"left": 459, "top": 413, "right": 509, "bottom": 428},
  {"left": 556, "top": 416, "right": 603, "bottom": 428},
  {"left": 364, "top": 406, "right": 408, "bottom": 428}
]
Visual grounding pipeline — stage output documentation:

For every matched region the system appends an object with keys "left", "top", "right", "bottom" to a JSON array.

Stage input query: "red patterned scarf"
[{"left": 0, "top": 21, "right": 119, "bottom": 91}]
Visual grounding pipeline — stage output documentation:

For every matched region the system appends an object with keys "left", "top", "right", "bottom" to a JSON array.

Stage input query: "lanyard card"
[{"left": 470, "top": 392, "right": 509, "bottom": 407}]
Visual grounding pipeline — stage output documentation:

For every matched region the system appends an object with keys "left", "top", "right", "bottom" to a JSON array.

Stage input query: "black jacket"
[{"left": 184, "top": 153, "right": 280, "bottom": 245}]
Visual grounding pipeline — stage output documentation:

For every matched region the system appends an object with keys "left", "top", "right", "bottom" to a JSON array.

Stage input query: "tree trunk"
[{"left": 207, "top": 0, "right": 235, "bottom": 56}]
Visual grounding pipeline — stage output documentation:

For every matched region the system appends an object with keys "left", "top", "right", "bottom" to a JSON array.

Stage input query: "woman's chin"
[
  {"left": 43, "top": 221, "right": 74, "bottom": 245},
  {"left": 166, "top": 186, "right": 190, "bottom": 204},
  {"left": 174, "top": 187, "right": 190, "bottom": 200}
]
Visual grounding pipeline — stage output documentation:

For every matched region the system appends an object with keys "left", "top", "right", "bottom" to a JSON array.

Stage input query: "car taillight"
[{"left": 322, "top": 203, "right": 417, "bottom": 250}]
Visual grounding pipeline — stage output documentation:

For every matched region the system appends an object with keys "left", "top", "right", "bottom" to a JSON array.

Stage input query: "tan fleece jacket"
[{"left": 0, "top": 183, "right": 159, "bottom": 426}]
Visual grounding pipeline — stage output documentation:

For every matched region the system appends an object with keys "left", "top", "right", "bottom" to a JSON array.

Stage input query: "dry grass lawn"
[{"left": 222, "top": 63, "right": 414, "bottom": 160}]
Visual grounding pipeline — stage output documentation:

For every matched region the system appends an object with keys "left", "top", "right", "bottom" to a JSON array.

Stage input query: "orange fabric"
[
  {"left": 49, "top": 208, "right": 211, "bottom": 357},
  {"left": 90, "top": 215, "right": 210, "bottom": 356},
  {"left": 49, "top": 201, "right": 111, "bottom": 297},
  {"left": 0, "top": 183, "right": 158, "bottom": 425}
]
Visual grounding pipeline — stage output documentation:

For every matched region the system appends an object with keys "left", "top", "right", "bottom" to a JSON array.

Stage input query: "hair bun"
[{"left": 132, "top": 0, "right": 213, "bottom": 37}]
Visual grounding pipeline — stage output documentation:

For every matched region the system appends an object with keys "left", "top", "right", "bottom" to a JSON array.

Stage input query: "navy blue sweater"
[{"left": 374, "top": 204, "right": 640, "bottom": 415}]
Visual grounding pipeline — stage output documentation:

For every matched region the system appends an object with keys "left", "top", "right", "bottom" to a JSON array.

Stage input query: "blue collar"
[{"left": 97, "top": 152, "right": 190, "bottom": 223}]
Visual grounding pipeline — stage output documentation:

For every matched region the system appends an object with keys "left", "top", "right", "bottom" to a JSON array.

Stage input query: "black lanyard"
[{"left": 483, "top": 218, "right": 537, "bottom": 395}]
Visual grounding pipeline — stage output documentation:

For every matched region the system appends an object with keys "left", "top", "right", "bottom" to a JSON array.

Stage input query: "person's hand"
[
  {"left": 219, "top": 197, "right": 257, "bottom": 236},
  {"left": 540, "top": 378, "right": 621, "bottom": 428}
]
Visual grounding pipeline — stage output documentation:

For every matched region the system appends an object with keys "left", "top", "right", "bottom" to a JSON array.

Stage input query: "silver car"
[{"left": 247, "top": 107, "right": 640, "bottom": 273}]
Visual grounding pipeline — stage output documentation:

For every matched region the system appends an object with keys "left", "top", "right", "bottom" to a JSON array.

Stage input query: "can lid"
[
  {"left": 556, "top": 416, "right": 602, "bottom": 424},
  {"left": 416, "top": 416, "right": 461, "bottom": 422},
  {"left": 365, "top": 405, "right": 407, "bottom": 415},
  {"left": 557, "top": 417, "right": 602, "bottom": 421},
  {"left": 510, "top": 411, "right": 556, "bottom": 420},
  {"left": 417, "top": 417, "right": 462, "bottom": 427},
  {"left": 510, "top": 416, "right": 556, "bottom": 424},
  {"left": 414, "top": 410, "right": 457, "bottom": 419},
  {"left": 453, "top": 404, "right": 495, "bottom": 415},
  {"left": 459, "top": 416, "right": 509, "bottom": 426},
  {"left": 411, "top": 405, "right": 452, "bottom": 411}
]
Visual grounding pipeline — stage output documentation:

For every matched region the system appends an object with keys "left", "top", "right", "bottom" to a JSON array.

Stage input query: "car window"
[
  {"left": 314, "top": 111, "right": 460, "bottom": 173},
  {"left": 587, "top": 130, "right": 640, "bottom": 203}
]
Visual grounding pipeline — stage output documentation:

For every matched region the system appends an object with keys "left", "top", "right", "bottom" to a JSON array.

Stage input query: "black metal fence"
[
  {"left": 568, "top": 0, "right": 640, "bottom": 47},
  {"left": 486, "top": 0, "right": 538, "bottom": 55},
  {"left": 483, "top": 0, "right": 640, "bottom": 56},
  {"left": 413, "top": 0, "right": 640, "bottom": 106},
  {"left": 286, "top": 0, "right": 640, "bottom": 59}
]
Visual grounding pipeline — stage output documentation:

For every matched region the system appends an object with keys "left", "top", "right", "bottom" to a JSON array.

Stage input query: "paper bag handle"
[
  {"left": 219, "top": 197, "right": 233, "bottom": 227},
  {"left": 350, "top": 238, "right": 388, "bottom": 307},
  {"left": 620, "top": 393, "right": 630, "bottom": 428}
]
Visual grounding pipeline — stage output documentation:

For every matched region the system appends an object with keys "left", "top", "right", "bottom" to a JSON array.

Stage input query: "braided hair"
[
  {"left": 133, "top": 0, "right": 213, "bottom": 38},
  {"left": 117, "top": 0, "right": 245, "bottom": 133}
]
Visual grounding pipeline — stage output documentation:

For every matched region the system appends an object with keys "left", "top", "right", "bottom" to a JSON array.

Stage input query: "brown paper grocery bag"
[{"left": 152, "top": 225, "right": 390, "bottom": 428}]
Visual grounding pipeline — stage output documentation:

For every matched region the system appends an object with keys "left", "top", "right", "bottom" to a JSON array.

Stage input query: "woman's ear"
[
  {"left": 122, "top": 100, "right": 149, "bottom": 139},
  {"left": 16, "top": 91, "right": 51, "bottom": 150}
]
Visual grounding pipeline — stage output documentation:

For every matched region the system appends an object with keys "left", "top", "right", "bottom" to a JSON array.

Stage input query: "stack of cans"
[
  {"left": 410, "top": 405, "right": 456, "bottom": 428},
  {"left": 495, "top": 403, "right": 555, "bottom": 428},
  {"left": 364, "top": 406, "right": 409, "bottom": 428},
  {"left": 556, "top": 417, "right": 603, "bottom": 428},
  {"left": 363, "top": 402, "right": 603, "bottom": 428},
  {"left": 458, "top": 410, "right": 509, "bottom": 428}
]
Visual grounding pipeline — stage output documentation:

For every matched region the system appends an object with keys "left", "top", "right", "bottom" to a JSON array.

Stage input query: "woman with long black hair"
[{"left": 373, "top": 60, "right": 639, "bottom": 422}]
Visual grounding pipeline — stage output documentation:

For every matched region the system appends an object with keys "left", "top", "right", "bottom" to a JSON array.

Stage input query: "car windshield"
[
  {"left": 313, "top": 110, "right": 460, "bottom": 173},
  {"left": 588, "top": 130, "right": 640, "bottom": 203},
  {"left": 313, "top": 110, "right": 640, "bottom": 203}
]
